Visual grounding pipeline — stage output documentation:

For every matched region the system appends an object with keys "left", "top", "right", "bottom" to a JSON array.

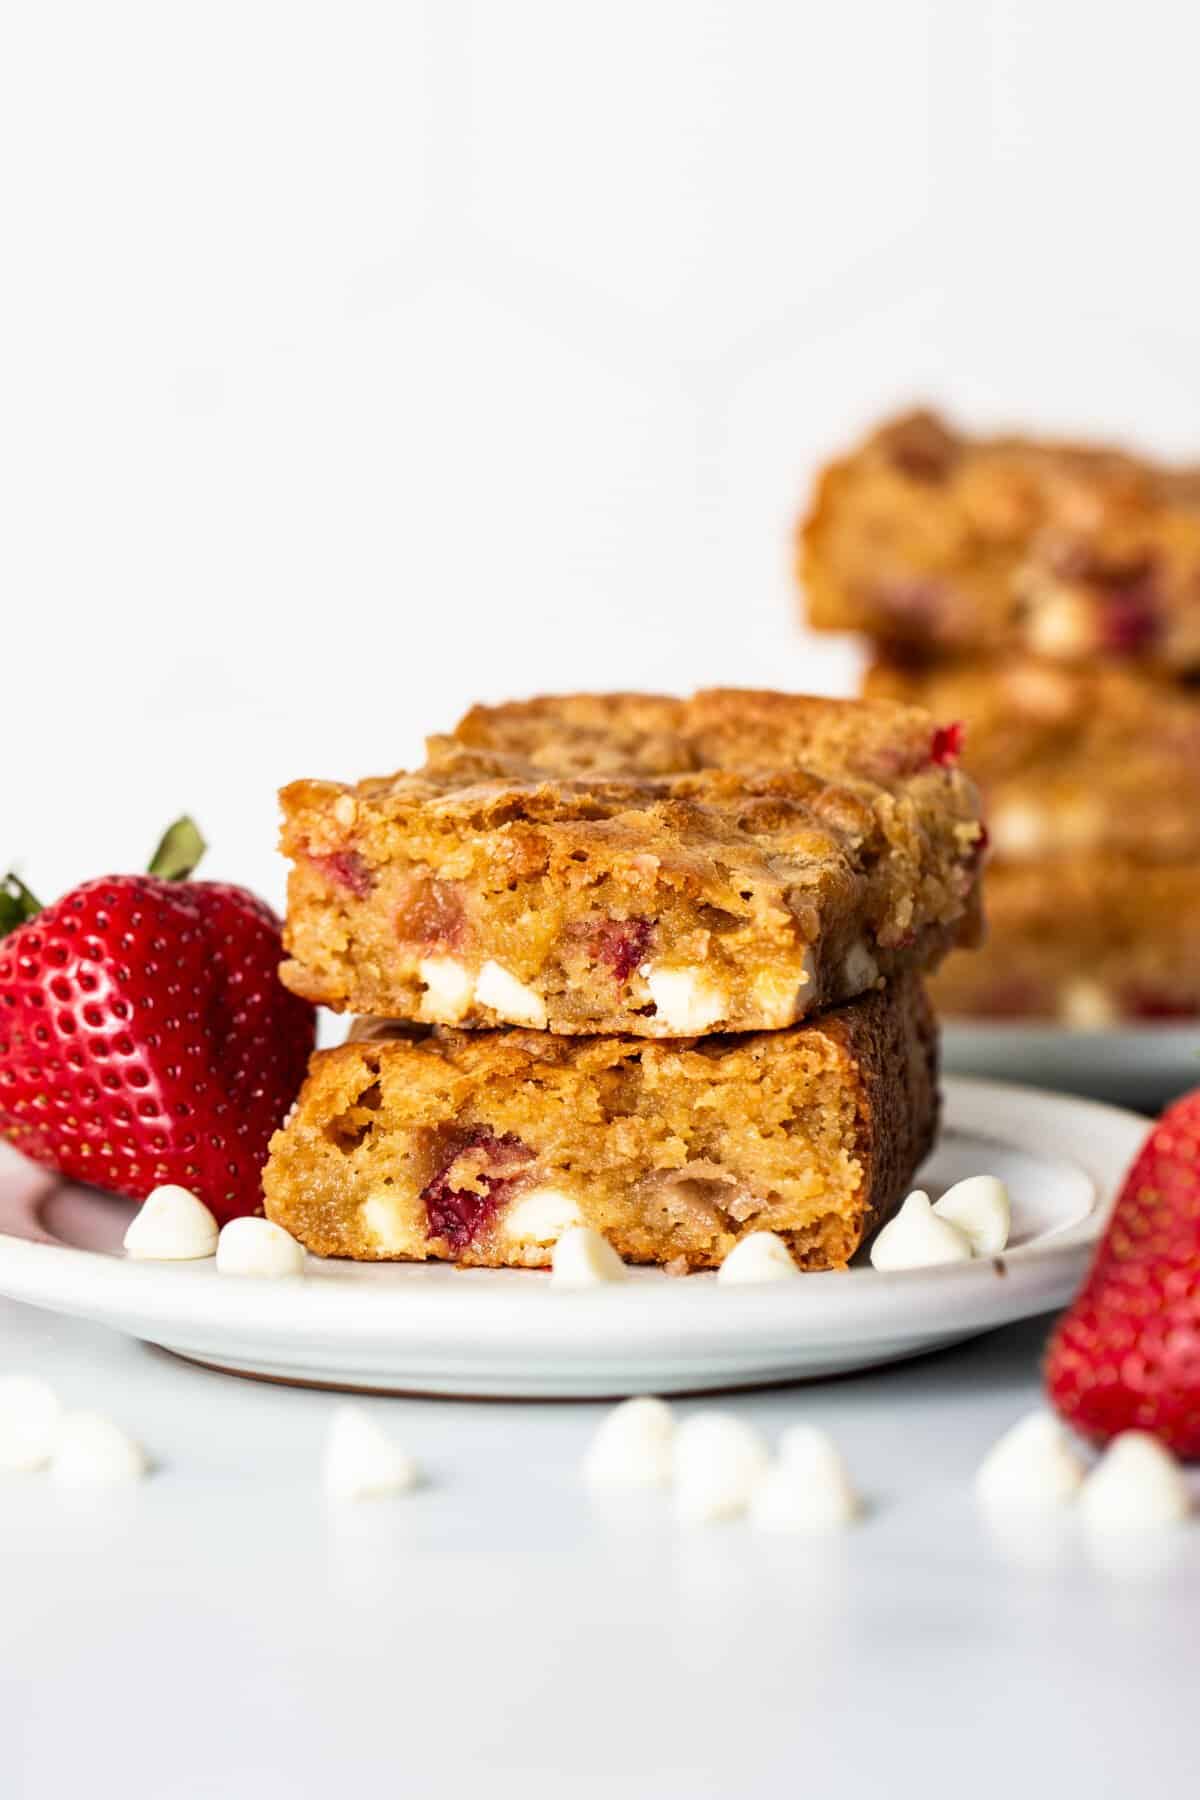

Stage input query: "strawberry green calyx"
[
  {"left": 147, "top": 817, "right": 207, "bottom": 882},
  {"left": 0, "top": 874, "right": 42, "bottom": 940}
]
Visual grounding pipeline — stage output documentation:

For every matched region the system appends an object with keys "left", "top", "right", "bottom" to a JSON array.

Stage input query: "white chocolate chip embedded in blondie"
[{"left": 643, "top": 964, "right": 727, "bottom": 1034}]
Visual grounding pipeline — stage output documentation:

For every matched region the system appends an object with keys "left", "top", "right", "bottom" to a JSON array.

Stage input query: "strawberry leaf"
[
  {"left": 147, "top": 817, "right": 207, "bottom": 882},
  {"left": 0, "top": 874, "right": 42, "bottom": 939}
]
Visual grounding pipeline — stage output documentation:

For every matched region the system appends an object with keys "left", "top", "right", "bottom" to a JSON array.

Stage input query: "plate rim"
[
  {"left": 943, "top": 1018, "right": 1198, "bottom": 1044},
  {"left": 0, "top": 1075, "right": 1144, "bottom": 1363}
]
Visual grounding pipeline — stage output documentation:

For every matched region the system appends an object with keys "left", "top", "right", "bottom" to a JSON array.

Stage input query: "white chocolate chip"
[
  {"left": 216, "top": 1216, "right": 306, "bottom": 1278},
  {"left": 51, "top": 1411, "right": 148, "bottom": 1486},
  {"left": 779, "top": 1422, "right": 857, "bottom": 1482},
  {"left": 975, "top": 1410, "right": 1087, "bottom": 1512},
  {"left": 716, "top": 1231, "right": 800, "bottom": 1285},
  {"left": 360, "top": 1192, "right": 425, "bottom": 1256},
  {"left": 417, "top": 955, "right": 476, "bottom": 1023},
  {"left": 123, "top": 1184, "right": 219, "bottom": 1261},
  {"left": 989, "top": 799, "right": 1051, "bottom": 860},
  {"left": 550, "top": 1226, "right": 628, "bottom": 1287},
  {"left": 842, "top": 941, "right": 879, "bottom": 992},
  {"left": 750, "top": 1425, "right": 860, "bottom": 1531},
  {"left": 1079, "top": 1431, "right": 1193, "bottom": 1531},
  {"left": 323, "top": 1404, "right": 421, "bottom": 1501},
  {"left": 332, "top": 794, "right": 357, "bottom": 829},
  {"left": 644, "top": 965, "right": 726, "bottom": 1034},
  {"left": 750, "top": 973, "right": 797, "bottom": 1028},
  {"left": 583, "top": 1396, "right": 675, "bottom": 1490},
  {"left": 674, "top": 1412, "right": 771, "bottom": 1523},
  {"left": 1061, "top": 979, "right": 1118, "bottom": 1032},
  {"left": 502, "top": 1186, "right": 583, "bottom": 1247},
  {"left": 750, "top": 950, "right": 817, "bottom": 1028},
  {"left": 0, "top": 1375, "right": 62, "bottom": 1472},
  {"left": 869, "top": 1190, "right": 973, "bottom": 1271},
  {"left": 474, "top": 960, "right": 548, "bottom": 1029},
  {"left": 933, "top": 1175, "right": 1011, "bottom": 1256},
  {"left": 1024, "top": 586, "right": 1097, "bottom": 659}
]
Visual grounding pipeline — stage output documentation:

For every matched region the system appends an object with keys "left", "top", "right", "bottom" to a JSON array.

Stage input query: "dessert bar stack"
[
  {"left": 801, "top": 411, "right": 1200, "bottom": 1026},
  {"left": 264, "top": 689, "right": 986, "bottom": 1272}
]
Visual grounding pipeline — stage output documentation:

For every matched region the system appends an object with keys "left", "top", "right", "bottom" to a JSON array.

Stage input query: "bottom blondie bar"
[
  {"left": 263, "top": 977, "right": 937, "bottom": 1272},
  {"left": 929, "top": 857, "right": 1200, "bottom": 1025}
]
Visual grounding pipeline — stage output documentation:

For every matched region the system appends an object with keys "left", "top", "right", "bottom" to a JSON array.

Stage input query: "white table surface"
[{"left": 3, "top": 1293, "right": 1197, "bottom": 1800}]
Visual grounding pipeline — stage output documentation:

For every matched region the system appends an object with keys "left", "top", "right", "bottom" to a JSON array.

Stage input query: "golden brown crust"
[
  {"left": 929, "top": 857, "right": 1200, "bottom": 1023},
  {"left": 801, "top": 410, "right": 1200, "bottom": 672},
  {"left": 278, "top": 688, "right": 984, "bottom": 1035},
  {"left": 865, "top": 654, "right": 1200, "bottom": 861},
  {"left": 263, "top": 978, "right": 939, "bottom": 1271}
]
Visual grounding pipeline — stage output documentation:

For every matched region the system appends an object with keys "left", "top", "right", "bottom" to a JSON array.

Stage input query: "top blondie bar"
[
  {"left": 801, "top": 410, "right": 1200, "bottom": 671},
  {"left": 279, "top": 689, "right": 984, "bottom": 1037}
]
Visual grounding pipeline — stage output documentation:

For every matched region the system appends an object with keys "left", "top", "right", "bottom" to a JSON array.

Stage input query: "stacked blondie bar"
[
  {"left": 263, "top": 689, "right": 986, "bottom": 1272},
  {"left": 801, "top": 411, "right": 1200, "bottom": 1026}
]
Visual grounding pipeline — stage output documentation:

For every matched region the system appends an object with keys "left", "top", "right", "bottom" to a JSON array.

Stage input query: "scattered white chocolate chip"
[
  {"left": 216, "top": 1216, "right": 306, "bottom": 1279},
  {"left": 750, "top": 1425, "right": 860, "bottom": 1531},
  {"left": 0, "top": 1375, "right": 62, "bottom": 1472},
  {"left": 474, "top": 960, "right": 548, "bottom": 1029},
  {"left": 1079, "top": 1431, "right": 1193, "bottom": 1532},
  {"left": 417, "top": 955, "right": 476, "bottom": 1023},
  {"left": 1061, "top": 978, "right": 1118, "bottom": 1032},
  {"left": 933, "top": 1175, "right": 1011, "bottom": 1256},
  {"left": 674, "top": 1412, "right": 771, "bottom": 1524},
  {"left": 644, "top": 965, "right": 726, "bottom": 1035},
  {"left": 975, "top": 1410, "right": 1087, "bottom": 1512},
  {"left": 123, "top": 1184, "right": 219, "bottom": 1261},
  {"left": 51, "top": 1411, "right": 148, "bottom": 1486},
  {"left": 502, "top": 1186, "right": 583, "bottom": 1247},
  {"left": 779, "top": 1422, "right": 858, "bottom": 1483},
  {"left": 869, "top": 1191, "right": 973, "bottom": 1271},
  {"left": 332, "top": 793, "right": 357, "bottom": 829},
  {"left": 583, "top": 1396, "right": 675, "bottom": 1491},
  {"left": 550, "top": 1226, "right": 628, "bottom": 1288},
  {"left": 716, "top": 1231, "right": 800, "bottom": 1285},
  {"left": 323, "top": 1404, "right": 421, "bottom": 1501}
]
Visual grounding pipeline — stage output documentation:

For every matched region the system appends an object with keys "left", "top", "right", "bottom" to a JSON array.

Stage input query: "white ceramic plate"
[
  {"left": 0, "top": 1077, "right": 1145, "bottom": 1398},
  {"left": 943, "top": 1020, "right": 1198, "bottom": 1111}
]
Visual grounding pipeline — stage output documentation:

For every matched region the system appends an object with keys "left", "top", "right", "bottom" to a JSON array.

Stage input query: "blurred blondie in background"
[{"left": 798, "top": 412, "right": 1200, "bottom": 1032}]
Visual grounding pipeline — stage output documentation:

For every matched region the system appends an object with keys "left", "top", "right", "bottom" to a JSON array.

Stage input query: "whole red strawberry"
[
  {"left": 1045, "top": 1089, "right": 1200, "bottom": 1458},
  {"left": 0, "top": 820, "right": 315, "bottom": 1223}
]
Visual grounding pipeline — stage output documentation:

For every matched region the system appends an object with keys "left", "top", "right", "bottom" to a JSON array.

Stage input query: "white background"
[{"left": 4, "top": 0, "right": 1199, "bottom": 907}]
